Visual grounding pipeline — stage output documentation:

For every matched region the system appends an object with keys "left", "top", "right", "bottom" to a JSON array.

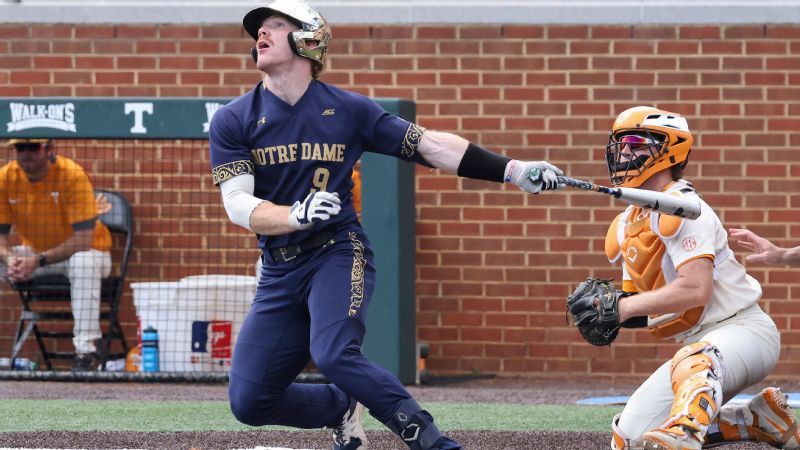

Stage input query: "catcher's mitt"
[{"left": 566, "top": 278, "right": 630, "bottom": 346}]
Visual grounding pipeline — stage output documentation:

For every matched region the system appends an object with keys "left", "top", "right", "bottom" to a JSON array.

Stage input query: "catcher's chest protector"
[{"left": 605, "top": 207, "right": 705, "bottom": 339}]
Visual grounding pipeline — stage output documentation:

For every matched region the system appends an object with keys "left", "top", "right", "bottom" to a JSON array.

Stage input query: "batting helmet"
[
  {"left": 243, "top": 0, "right": 332, "bottom": 68},
  {"left": 605, "top": 106, "right": 693, "bottom": 188}
]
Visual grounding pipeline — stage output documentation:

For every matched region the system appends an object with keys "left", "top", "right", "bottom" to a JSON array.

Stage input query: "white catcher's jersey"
[{"left": 607, "top": 179, "right": 762, "bottom": 340}]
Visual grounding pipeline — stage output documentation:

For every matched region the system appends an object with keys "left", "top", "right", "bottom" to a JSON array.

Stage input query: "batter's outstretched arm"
[
  {"left": 416, "top": 130, "right": 469, "bottom": 173},
  {"left": 417, "top": 130, "right": 563, "bottom": 195}
]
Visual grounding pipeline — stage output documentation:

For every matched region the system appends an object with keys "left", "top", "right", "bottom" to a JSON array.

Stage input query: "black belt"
[{"left": 269, "top": 230, "right": 336, "bottom": 262}]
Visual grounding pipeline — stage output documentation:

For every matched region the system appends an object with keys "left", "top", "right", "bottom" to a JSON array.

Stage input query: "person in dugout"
[{"left": 0, "top": 138, "right": 111, "bottom": 372}]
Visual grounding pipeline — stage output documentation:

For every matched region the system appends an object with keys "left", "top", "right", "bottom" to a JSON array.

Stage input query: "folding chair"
[{"left": 10, "top": 189, "right": 132, "bottom": 371}]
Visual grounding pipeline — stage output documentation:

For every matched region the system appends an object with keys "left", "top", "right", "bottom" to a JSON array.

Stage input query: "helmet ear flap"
[
  {"left": 250, "top": 48, "right": 258, "bottom": 64},
  {"left": 286, "top": 32, "right": 302, "bottom": 58}
]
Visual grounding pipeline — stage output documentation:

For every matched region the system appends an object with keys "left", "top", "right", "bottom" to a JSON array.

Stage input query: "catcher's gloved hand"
[
  {"left": 288, "top": 191, "right": 341, "bottom": 231},
  {"left": 505, "top": 160, "right": 564, "bottom": 194},
  {"left": 566, "top": 278, "right": 631, "bottom": 346}
]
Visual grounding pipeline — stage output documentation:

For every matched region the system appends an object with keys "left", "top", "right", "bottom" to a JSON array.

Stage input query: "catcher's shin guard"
[
  {"left": 705, "top": 387, "right": 800, "bottom": 449},
  {"left": 641, "top": 342, "right": 723, "bottom": 450},
  {"left": 612, "top": 413, "right": 645, "bottom": 450}
]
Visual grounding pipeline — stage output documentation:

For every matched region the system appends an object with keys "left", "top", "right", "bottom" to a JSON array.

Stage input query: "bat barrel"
[{"left": 529, "top": 169, "right": 700, "bottom": 219}]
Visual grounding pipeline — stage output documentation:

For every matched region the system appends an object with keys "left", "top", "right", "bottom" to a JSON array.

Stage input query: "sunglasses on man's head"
[{"left": 14, "top": 143, "right": 44, "bottom": 153}]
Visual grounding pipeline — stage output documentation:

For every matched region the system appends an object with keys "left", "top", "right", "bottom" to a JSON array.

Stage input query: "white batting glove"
[
  {"left": 287, "top": 191, "right": 341, "bottom": 231},
  {"left": 504, "top": 160, "right": 564, "bottom": 194}
]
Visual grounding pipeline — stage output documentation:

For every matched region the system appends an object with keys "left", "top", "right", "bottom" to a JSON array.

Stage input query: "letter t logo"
[{"left": 124, "top": 103, "right": 154, "bottom": 134}]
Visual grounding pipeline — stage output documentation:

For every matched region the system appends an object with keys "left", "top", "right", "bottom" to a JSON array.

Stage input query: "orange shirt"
[
  {"left": 352, "top": 166, "right": 362, "bottom": 218},
  {"left": 0, "top": 156, "right": 111, "bottom": 252}
]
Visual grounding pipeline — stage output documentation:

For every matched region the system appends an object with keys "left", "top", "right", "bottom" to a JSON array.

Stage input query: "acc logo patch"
[{"left": 682, "top": 236, "right": 697, "bottom": 252}]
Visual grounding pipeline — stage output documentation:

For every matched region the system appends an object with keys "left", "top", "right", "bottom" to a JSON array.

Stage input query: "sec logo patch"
[{"left": 682, "top": 237, "right": 697, "bottom": 252}]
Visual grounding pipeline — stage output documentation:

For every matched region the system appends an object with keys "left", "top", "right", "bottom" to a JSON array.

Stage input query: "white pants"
[
  {"left": 616, "top": 303, "right": 781, "bottom": 440},
  {"left": 1, "top": 246, "right": 111, "bottom": 354}
]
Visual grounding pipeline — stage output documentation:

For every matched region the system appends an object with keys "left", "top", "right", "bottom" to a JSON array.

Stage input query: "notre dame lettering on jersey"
[{"left": 209, "top": 80, "right": 427, "bottom": 251}]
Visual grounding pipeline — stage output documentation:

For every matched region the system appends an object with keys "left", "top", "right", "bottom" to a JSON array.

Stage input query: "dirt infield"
[
  {"left": 0, "top": 377, "right": 790, "bottom": 449},
  {"left": 0, "top": 430, "right": 766, "bottom": 449}
]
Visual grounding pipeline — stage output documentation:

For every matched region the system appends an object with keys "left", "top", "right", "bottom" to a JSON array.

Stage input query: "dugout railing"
[{"left": 0, "top": 97, "right": 418, "bottom": 383}]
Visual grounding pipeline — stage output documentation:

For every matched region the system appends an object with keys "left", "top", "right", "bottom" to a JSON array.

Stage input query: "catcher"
[{"left": 566, "top": 106, "right": 800, "bottom": 450}]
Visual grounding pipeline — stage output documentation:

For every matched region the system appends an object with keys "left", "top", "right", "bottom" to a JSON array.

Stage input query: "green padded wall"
[{"left": 360, "top": 99, "right": 417, "bottom": 384}]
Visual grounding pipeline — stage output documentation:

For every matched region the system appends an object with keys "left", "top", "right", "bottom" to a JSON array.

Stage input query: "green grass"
[{"left": 0, "top": 400, "right": 622, "bottom": 432}]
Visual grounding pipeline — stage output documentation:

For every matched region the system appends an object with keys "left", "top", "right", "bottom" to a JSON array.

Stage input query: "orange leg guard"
[{"left": 641, "top": 342, "right": 723, "bottom": 450}]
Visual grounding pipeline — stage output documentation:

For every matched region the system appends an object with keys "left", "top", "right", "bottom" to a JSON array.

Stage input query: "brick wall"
[{"left": 2, "top": 23, "right": 799, "bottom": 379}]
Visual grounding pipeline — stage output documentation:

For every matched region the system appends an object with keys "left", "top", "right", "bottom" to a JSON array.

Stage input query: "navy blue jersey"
[{"left": 210, "top": 80, "right": 427, "bottom": 250}]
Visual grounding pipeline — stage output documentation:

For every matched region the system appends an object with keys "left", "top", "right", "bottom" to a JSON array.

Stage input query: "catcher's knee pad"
[
  {"left": 669, "top": 341, "right": 721, "bottom": 393},
  {"left": 611, "top": 413, "right": 645, "bottom": 450},
  {"left": 661, "top": 341, "right": 723, "bottom": 436}
]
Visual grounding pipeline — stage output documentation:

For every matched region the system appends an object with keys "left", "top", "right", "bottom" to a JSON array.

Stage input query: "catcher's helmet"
[
  {"left": 605, "top": 106, "right": 693, "bottom": 188},
  {"left": 243, "top": 0, "right": 331, "bottom": 67}
]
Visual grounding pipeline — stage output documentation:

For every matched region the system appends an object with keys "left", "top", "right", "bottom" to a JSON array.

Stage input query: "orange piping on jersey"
[{"left": 675, "top": 254, "right": 714, "bottom": 271}]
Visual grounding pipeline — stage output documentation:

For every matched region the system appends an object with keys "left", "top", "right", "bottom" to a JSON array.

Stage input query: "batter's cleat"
[
  {"left": 430, "top": 436, "right": 462, "bottom": 449},
  {"left": 331, "top": 400, "right": 367, "bottom": 450},
  {"left": 745, "top": 387, "right": 800, "bottom": 449},
  {"left": 641, "top": 425, "right": 703, "bottom": 450}
]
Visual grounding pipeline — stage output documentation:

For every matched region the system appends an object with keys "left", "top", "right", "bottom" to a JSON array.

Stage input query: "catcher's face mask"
[
  {"left": 605, "top": 106, "right": 693, "bottom": 188},
  {"left": 606, "top": 131, "right": 667, "bottom": 187}
]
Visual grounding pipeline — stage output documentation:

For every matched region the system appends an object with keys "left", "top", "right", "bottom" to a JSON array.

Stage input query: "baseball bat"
[{"left": 530, "top": 169, "right": 702, "bottom": 220}]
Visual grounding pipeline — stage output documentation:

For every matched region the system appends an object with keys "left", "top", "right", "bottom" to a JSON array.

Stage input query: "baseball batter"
[
  {"left": 583, "top": 106, "right": 800, "bottom": 450},
  {"left": 208, "top": 1, "right": 563, "bottom": 449}
]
